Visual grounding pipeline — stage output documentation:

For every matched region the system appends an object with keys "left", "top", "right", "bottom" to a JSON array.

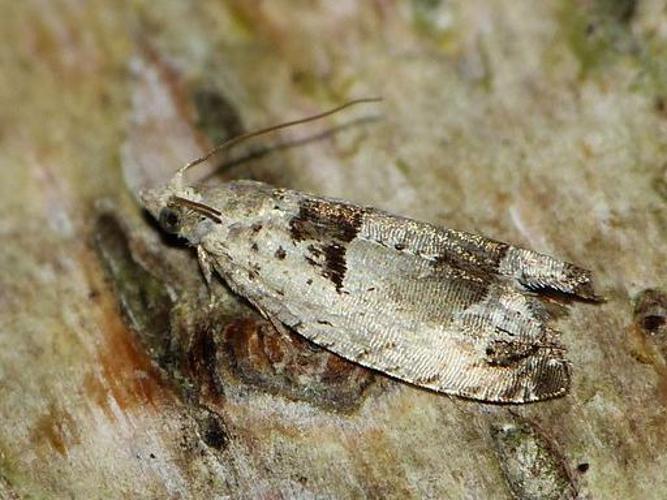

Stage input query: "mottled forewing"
[{"left": 204, "top": 181, "right": 593, "bottom": 403}]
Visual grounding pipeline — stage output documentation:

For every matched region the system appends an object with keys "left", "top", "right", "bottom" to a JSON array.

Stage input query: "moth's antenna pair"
[
  {"left": 176, "top": 97, "right": 383, "bottom": 178},
  {"left": 169, "top": 97, "right": 382, "bottom": 221}
]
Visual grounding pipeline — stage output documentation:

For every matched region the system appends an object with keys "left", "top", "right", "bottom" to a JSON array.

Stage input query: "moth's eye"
[{"left": 158, "top": 207, "right": 181, "bottom": 234}]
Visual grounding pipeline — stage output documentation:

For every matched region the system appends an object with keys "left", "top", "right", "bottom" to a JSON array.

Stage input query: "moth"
[{"left": 140, "top": 99, "right": 598, "bottom": 404}]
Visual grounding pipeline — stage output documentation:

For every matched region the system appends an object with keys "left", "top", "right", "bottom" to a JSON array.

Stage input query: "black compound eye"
[{"left": 158, "top": 207, "right": 181, "bottom": 234}]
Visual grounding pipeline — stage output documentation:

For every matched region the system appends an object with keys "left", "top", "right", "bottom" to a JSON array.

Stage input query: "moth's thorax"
[{"left": 200, "top": 180, "right": 280, "bottom": 219}]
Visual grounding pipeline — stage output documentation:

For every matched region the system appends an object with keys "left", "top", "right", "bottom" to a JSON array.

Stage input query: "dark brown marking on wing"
[
  {"left": 303, "top": 242, "right": 349, "bottom": 293},
  {"left": 307, "top": 244, "right": 322, "bottom": 258},
  {"left": 434, "top": 241, "right": 509, "bottom": 278},
  {"left": 247, "top": 263, "right": 262, "bottom": 282},
  {"left": 485, "top": 340, "right": 539, "bottom": 367},
  {"left": 561, "top": 264, "right": 601, "bottom": 301},
  {"left": 322, "top": 243, "right": 347, "bottom": 292},
  {"left": 497, "top": 356, "right": 569, "bottom": 402},
  {"left": 289, "top": 199, "right": 364, "bottom": 243},
  {"left": 304, "top": 255, "right": 317, "bottom": 267},
  {"left": 354, "top": 348, "right": 370, "bottom": 360},
  {"left": 497, "top": 375, "right": 526, "bottom": 402},
  {"left": 414, "top": 373, "right": 440, "bottom": 385},
  {"left": 272, "top": 188, "right": 287, "bottom": 201},
  {"left": 530, "top": 359, "right": 570, "bottom": 400},
  {"left": 275, "top": 246, "right": 286, "bottom": 260}
]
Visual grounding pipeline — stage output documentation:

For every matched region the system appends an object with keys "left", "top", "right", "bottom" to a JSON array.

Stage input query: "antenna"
[{"left": 176, "top": 97, "right": 382, "bottom": 177}]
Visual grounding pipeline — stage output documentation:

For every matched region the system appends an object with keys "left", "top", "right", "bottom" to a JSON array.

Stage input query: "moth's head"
[{"left": 140, "top": 175, "right": 221, "bottom": 244}]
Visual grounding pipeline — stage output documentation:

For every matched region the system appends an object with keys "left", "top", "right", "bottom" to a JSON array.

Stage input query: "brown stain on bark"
[
  {"left": 94, "top": 286, "right": 168, "bottom": 412},
  {"left": 321, "top": 353, "right": 369, "bottom": 384},
  {"left": 222, "top": 318, "right": 374, "bottom": 411},
  {"left": 93, "top": 213, "right": 175, "bottom": 369},
  {"left": 30, "top": 403, "right": 81, "bottom": 457},
  {"left": 79, "top": 240, "right": 176, "bottom": 417},
  {"left": 82, "top": 372, "right": 114, "bottom": 421}
]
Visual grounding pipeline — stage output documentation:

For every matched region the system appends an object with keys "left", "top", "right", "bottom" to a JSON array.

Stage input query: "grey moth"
[{"left": 140, "top": 99, "right": 599, "bottom": 404}]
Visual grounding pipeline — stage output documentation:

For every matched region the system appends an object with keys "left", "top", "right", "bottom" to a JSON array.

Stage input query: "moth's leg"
[
  {"left": 267, "top": 315, "right": 295, "bottom": 345},
  {"left": 246, "top": 296, "right": 295, "bottom": 344},
  {"left": 197, "top": 245, "right": 214, "bottom": 292}
]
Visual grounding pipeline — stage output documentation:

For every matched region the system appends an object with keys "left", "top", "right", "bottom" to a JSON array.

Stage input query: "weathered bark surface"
[{"left": 1, "top": 1, "right": 666, "bottom": 498}]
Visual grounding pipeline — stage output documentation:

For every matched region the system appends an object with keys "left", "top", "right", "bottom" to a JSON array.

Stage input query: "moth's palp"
[
  {"left": 170, "top": 196, "right": 222, "bottom": 224},
  {"left": 176, "top": 97, "right": 382, "bottom": 177}
]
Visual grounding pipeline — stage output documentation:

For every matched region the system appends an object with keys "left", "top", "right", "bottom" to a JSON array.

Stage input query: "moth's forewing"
[{"left": 197, "top": 181, "right": 592, "bottom": 403}]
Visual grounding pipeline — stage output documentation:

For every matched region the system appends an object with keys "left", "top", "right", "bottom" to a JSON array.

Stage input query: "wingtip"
[
  {"left": 455, "top": 355, "right": 571, "bottom": 405},
  {"left": 565, "top": 265, "right": 606, "bottom": 303}
]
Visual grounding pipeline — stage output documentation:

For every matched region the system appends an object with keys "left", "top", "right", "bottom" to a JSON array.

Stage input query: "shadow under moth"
[{"left": 140, "top": 99, "right": 599, "bottom": 404}]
